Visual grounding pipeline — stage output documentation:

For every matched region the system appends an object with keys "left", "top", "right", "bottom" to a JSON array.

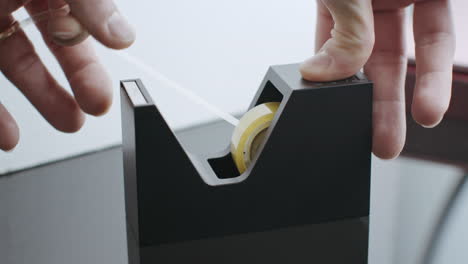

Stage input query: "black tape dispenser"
[{"left": 120, "top": 63, "right": 372, "bottom": 263}]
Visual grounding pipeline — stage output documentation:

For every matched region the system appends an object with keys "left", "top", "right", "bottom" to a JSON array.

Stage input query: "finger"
[
  {"left": 48, "top": 14, "right": 90, "bottom": 46},
  {"left": 364, "top": 9, "right": 407, "bottom": 159},
  {"left": 314, "top": 0, "right": 334, "bottom": 53},
  {"left": 50, "top": 40, "right": 113, "bottom": 115},
  {"left": 26, "top": 1, "right": 113, "bottom": 115},
  {"left": 412, "top": 0, "right": 455, "bottom": 127},
  {"left": 0, "top": 16, "right": 85, "bottom": 133},
  {"left": 300, "top": 0, "right": 375, "bottom": 81},
  {"left": 48, "top": 0, "right": 89, "bottom": 46},
  {"left": 0, "top": 102, "right": 19, "bottom": 151},
  {"left": 64, "top": 0, "right": 135, "bottom": 49},
  {"left": 0, "top": 0, "right": 30, "bottom": 17}
]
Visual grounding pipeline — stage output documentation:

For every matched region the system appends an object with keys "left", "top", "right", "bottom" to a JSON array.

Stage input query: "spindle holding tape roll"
[{"left": 230, "top": 102, "right": 280, "bottom": 174}]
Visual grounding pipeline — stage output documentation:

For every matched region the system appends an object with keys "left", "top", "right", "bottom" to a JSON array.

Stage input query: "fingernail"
[
  {"left": 421, "top": 119, "right": 442, "bottom": 128},
  {"left": 107, "top": 11, "right": 136, "bottom": 44},
  {"left": 421, "top": 123, "right": 439, "bottom": 128},
  {"left": 53, "top": 31, "right": 78, "bottom": 40},
  {"left": 51, "top": 16, "right": 83, "bottom": 41}
]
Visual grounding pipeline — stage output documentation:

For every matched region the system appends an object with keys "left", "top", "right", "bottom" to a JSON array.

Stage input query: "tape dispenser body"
[{"left": 120, "top": 63, "right": 373, "bottom": 263}]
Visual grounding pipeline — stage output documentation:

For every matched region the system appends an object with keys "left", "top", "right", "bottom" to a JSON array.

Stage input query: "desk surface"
[
  {"left": 0, "top": 120, "right": 233, "bottom": 264},
  {"left": 0, "top": 118, "right": 467, "bottom": 264}
]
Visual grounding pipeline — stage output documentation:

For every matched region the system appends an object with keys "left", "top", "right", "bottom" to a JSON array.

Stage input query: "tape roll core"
[{"left": 230, "top": 102, "right": 280, "bottom": 174}]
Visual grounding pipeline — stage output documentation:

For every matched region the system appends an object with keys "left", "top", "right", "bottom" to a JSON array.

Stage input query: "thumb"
[{"left": 300, "top": 0, "right": 375, "bottom": 81}]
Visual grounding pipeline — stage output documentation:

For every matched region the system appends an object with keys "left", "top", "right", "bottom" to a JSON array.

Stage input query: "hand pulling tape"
[{"left": 230, "top": 102, "right": 280, "bottom": 174}]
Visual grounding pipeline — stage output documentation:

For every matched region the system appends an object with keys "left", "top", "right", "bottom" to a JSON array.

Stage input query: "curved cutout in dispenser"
[{"left": 208, "top": 80, "right": 284, "bottom": 179}]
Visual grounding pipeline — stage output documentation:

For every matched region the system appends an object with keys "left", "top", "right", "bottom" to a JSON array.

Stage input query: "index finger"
[
  {"left": 65, "top": 0, "right": 135, "bottom": 49},
  {"left": 412, "top": 0, "right": 455, "bottom": 127}
]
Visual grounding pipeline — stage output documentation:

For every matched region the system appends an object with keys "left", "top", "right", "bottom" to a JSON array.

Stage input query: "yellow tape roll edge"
[{"left": 230, "top": 102, "right": 280, "bottom": 174}]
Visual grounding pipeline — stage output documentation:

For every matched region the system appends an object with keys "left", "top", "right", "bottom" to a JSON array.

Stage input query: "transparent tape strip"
[{"left": 115, "top": 51, "right": 240, "bottom": 126}]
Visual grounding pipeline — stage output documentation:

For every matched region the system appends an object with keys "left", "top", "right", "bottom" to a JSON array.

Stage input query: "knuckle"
[
  {"left": 367, "top": 50, "right": 407, "bottom": 68},
  {"left": 4, "top": 50, "right": 40, "bottom": 79},
  {"left": 416, "top": 32, "right": 454, "bottom": 49},
  {"left": 332, "top": 28, "right": 374, "bottom": 58}
]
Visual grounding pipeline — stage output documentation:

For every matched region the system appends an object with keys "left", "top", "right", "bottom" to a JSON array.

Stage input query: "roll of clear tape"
[{"left": 231, "top": 102, "right": 280, "bottom": 174}]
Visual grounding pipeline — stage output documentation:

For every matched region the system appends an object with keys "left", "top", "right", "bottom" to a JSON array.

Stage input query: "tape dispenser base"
[{"left": 120, "top": 63, "right": 373, "bottom": 264}]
